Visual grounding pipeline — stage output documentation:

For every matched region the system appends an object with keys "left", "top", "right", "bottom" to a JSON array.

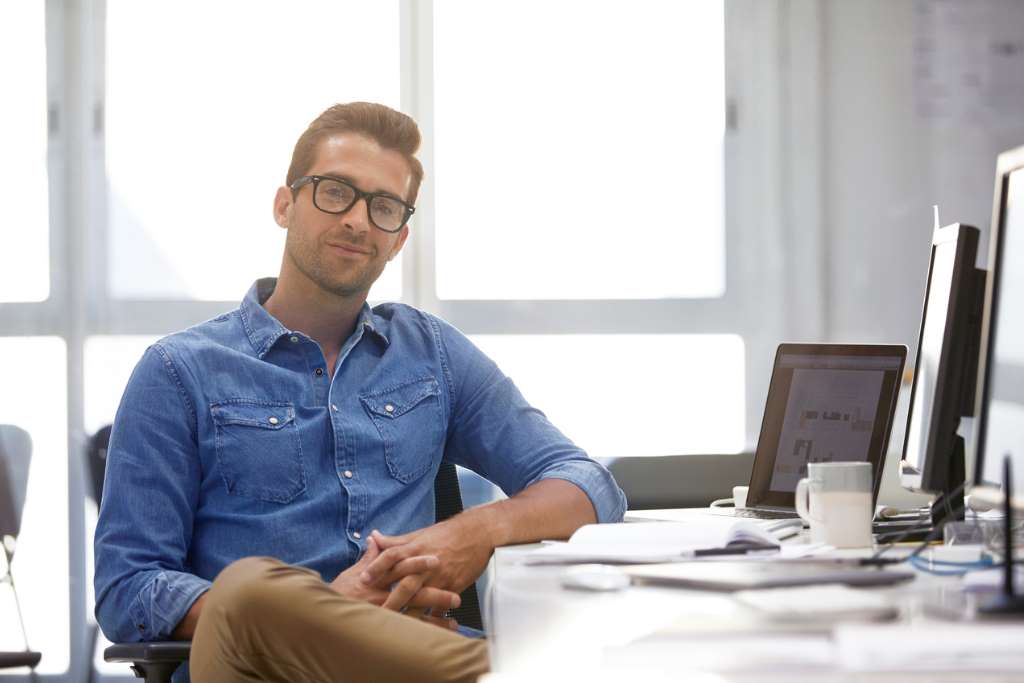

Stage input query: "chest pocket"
[
  {"left": 360, "top": 378, "right": 444, "bottom": 484},
  {"left": 211, "top": 400, "right": 306, "bottom": 504}
]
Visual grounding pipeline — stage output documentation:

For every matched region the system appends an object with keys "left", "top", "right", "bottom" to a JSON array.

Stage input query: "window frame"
[{"left": 0, "top": 1, "right": 822, "bottom": 679}]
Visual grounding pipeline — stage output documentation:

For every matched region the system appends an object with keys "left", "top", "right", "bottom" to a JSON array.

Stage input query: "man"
[{"left": 94, "top": 102, "right": 626, "bottom": 683}]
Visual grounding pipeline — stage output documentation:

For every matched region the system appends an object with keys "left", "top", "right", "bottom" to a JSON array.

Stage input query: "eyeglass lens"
[{"left": 313, "top": 178, "right": 407, "bottom": 232}]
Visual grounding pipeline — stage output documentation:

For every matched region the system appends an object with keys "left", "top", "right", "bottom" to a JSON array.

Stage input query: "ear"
[
  {"left": 273, "top": 186, "right": 293, "bottom": 229},
  {"left": 387, "top": 225, "right": 410, "bottom": 261}
]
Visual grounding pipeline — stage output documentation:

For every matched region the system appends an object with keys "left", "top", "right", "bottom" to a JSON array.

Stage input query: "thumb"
[{"left": 356, "top": 536, "right": 380, "bottom": 566}]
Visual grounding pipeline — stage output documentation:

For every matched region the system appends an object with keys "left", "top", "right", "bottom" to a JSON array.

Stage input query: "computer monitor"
[
  {"left": 972, "top": 144, "right": 1024, "bottom": 508},
  {"left": 899, "top": 223, "right": 986, "bottom": 525}
]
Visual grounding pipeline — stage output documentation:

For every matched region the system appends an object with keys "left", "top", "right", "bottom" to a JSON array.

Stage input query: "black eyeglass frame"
[{"left": 290, "top": 174, "right": 416, "bottom": 233}]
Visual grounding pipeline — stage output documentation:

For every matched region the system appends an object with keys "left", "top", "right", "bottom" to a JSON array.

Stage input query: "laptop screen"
[{"left": 746, "top": 344, "right": 907, "bottom": 509}]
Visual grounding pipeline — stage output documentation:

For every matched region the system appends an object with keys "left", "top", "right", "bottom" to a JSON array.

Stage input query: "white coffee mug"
[{"left": 795, "top": 462, "right": 873, "bottom": 548}]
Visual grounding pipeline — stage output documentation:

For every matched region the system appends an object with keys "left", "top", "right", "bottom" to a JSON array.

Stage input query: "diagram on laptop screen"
[{"left": 769, "top": 368, "right": 884, "bottom": 492}]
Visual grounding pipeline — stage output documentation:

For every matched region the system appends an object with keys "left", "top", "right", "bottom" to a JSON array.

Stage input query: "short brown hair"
[{"left": 286, "top": 102, "right": 424, "bottom": 204}]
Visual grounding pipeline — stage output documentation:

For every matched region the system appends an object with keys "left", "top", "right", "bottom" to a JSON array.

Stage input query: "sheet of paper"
[{"left": 524, "top": 519, "right": 782, "bottom": 564}]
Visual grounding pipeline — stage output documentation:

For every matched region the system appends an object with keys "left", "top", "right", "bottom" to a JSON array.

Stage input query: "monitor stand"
[
  {"left": 929, "top": 435, "right": 966, "bottom": 529},
  {"left": 874, "top": 438, "right": 965, "bottom": 543},
  {"left": 978, "top": 454, "right": 1024, "bottom": 616}
]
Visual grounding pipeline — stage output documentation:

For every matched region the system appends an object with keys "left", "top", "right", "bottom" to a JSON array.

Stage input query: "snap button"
[
  {"left": 290, "top": 336, "right": 299, "bottom": 343},
  {"left": 384, "top": 404, "right": 395, "bottom": 413},
  {"left": 331, "top": 404, "right": 339, "bottom": 412},
  {"left": 353, "top": 531, "right": 362, "bottom": 539},
  {"left": 268, "top": 416, "right": 279, "bottom": 425},
  {"left": 344, "top": 470, "right": 353, "bottom": 479},
  {"left": 315, "top": 368, "right": 324, "bottom": 377}
]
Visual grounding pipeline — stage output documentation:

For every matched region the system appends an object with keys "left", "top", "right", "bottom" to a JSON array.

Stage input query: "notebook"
[{"left": 524, "top": 517, "right": 793, "bottom": 565}]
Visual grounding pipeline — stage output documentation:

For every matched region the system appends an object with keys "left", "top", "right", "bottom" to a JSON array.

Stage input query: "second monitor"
[{"left": 899, "top": 223, "right": 987, "bottom": 526}]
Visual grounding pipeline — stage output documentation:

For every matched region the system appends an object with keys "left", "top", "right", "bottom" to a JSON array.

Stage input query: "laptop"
[{"left": 710, "top": 343, "right": 907, "bottom": 522}]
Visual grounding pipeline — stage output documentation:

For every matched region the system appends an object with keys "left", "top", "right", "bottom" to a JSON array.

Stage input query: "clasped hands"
[{"left": 328, "top": 514, "right": 493, "bottom": 629}]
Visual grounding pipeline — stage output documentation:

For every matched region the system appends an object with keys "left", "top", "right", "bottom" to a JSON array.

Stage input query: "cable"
[
  {"left": 908, "top": 555, "right": 998, "bottom": 576},
  {"left": 866, "top": 480, "right": 969, "bottom": 566}
]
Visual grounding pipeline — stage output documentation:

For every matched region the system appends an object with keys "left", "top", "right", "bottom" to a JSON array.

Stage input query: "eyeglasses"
[{"left": 290, "top": 175, "right": 415, "bottom": 233}]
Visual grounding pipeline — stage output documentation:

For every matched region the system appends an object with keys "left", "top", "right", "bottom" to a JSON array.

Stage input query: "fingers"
[
  {"left": 417, "top": 613, "right": 459, "bottom": 631},
  {"left": 371, "top": 528, "right": 411, "bottom": 548},
  {"left": 354, "top": 536, "right": 380, "bottom": 568},
  {"left": 383, "top": 573, "right": 427, "bottom": 611},
  {"left": 406, "top": 586, "right": 461, "bottom": 612},
  {"left": 360, "top": 543, "right": 420, "bottom": 585},
  {"left": 365, "top": 555, "right": 440, "bottom": 588}
]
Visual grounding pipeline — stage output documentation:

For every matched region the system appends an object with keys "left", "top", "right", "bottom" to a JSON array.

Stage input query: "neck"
[{"left": 263, "top": 271, "right": 366, "bottom": 361}]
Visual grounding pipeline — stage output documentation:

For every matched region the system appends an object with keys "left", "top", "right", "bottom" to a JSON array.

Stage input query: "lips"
[{"left": 326, "top": 241, "right": 372, "bottom": 256}]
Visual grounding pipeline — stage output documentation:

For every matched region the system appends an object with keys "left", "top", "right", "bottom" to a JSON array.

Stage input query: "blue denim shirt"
[{"left": 95, "top": 278, "right": 625, "bottom": 647}]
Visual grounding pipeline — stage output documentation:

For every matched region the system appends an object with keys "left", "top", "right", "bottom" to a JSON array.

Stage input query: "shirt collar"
[{"left": 239, "top": 278, "right": 390, "bottom": 358}]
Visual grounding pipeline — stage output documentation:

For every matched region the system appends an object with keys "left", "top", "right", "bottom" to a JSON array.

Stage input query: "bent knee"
[{"left": 206, "top": 557, "right": 320, "bottom": 623}]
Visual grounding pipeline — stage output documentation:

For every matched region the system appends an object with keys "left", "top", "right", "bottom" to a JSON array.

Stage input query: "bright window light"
[
  {"left": 434, "top": 1, "right": 725, "bottom": 300},
  {"left": 470, "top": 334, "right": 745, "bottom": 458},
  {"left": 0, "top": 2, "right": 49, "bottom": 303},
  {"left": 0, "top": 338, "right": 67, "bottom": 672},
  {"left": 105, "top": 0, "right": 402, "bottom": 302}
]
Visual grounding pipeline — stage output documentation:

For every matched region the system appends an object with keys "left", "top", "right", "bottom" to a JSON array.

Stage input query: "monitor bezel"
[
  {"left": 972, "top": 144, "right": 1024, "bottom": 488},
  {"left": 898, "top": 223, "right": 980, "bottom": 494}
]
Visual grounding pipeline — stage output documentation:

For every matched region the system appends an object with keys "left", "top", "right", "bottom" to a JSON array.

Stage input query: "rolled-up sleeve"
[
  {"left": 434, "top": 318, "right": 626, "bottom": 524},
  {"left": 94, "top": 344, "right": 210, "bottom": 642}
]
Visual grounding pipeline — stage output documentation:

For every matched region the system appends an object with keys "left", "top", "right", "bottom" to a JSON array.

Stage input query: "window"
[
  {"left": 0, "top": 2, "right": 49, "bottom": 303},
  {"left": 433, "top": 1, "right": 725, "bottom": 300},
  {"left": 0, "top": 4, "right": 791, "bottom": 679},
  {"left": 428, "top": 1, "right": 746, "bottom": 455},
  {"left": 0, "top": 338, "right": 68, "bottom": 672},
  {"left": 105, "top": 0, "right": 403, "bottom": 302},
  {"left": 473, "top": 334, "right": 745, "bottom": 458}
]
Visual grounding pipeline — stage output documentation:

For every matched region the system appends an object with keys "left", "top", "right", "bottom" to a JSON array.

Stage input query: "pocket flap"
[
  {"left": 211, "top": 401, "right": 295, "bottom": 429},
  {"left": 360, "top": 378, "right": 440, "bottom": 419}
]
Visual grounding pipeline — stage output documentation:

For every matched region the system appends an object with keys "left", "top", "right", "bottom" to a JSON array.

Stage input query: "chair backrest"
[
  {"left": 86, "top": 424, "right": 113, "bottom": 506},
  {"left": 0, "top": 425, "right": 33, "bottom": 543},
  {"left": 608, "top": 452, "right": 756, "bottom": 510},
  {"left": 433, "top": 462, "right": 484, "bottom": 631}
]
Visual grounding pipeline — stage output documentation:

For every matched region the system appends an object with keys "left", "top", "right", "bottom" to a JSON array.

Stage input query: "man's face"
[{"left": 274, "top": 133, "right": 412, "bottom": 299}]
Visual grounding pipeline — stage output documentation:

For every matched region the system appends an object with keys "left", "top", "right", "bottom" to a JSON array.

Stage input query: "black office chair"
[
  {"left": 0, "top": 424, "right": 42, "bottom": 673},
  {"left": 91, "top": 425, "right": 483, "bottom": 682}
]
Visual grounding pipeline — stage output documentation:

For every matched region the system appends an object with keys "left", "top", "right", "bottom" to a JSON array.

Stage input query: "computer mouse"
[{"left": 559, "top": 564, "right": 631, "bottom": 592}]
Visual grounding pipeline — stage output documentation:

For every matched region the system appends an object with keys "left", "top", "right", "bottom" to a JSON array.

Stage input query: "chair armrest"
[
  {"left": 104, "top": 641, "right": 192, "bottom": 663},
  {"left": 105, "top": 642, "right": 191, "bottom": 682},
  {"left": 0, "top": 651, "right": 41, "bottom": 669}
]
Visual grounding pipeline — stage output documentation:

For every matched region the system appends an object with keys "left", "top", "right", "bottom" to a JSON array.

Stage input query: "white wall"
[
  {"left": 822, "top": 0, "right": 1024, "bottom": 347},
  {"left": 813, "top": 0, "right": 1024, "bottom": 505}
]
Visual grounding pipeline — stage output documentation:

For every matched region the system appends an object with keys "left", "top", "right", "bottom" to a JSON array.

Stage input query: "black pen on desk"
[{"left": 691, "top": 542, "right": 780, "bottom": 558}]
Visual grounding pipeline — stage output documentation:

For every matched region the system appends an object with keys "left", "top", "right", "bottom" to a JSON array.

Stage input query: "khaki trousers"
[{"left": 190, "top": 557, "right": 490, "bottom": 683}]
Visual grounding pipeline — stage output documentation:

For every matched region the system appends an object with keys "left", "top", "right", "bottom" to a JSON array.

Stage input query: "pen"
[{"left": 692, "top": 542, "right": 780, "bottom": 557}]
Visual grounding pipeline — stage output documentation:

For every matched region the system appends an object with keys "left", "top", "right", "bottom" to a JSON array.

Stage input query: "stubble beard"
[{"left": 285, "top": 229, "right": 386, "bottom": 299}]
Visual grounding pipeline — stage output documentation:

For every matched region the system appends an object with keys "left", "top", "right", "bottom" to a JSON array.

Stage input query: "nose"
[{"left": 340, "top": 196, "right": 372, "bottom": 235}]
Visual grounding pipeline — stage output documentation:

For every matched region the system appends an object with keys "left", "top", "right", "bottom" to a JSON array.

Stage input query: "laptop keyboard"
[{"left": 732, "top": 508, "right": 800, "bottom": 520}]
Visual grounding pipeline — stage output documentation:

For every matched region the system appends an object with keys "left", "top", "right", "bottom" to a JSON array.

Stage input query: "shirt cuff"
[
  {"left": 130, "top": 571, "right": 212, "bottom": 641},
  {"left": 536, "top": 460, "right": 627, "bottom": 524}
]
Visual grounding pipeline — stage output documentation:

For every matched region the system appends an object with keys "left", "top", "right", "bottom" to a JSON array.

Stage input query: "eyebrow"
[{"left": 316, "top": 172, "right": 406, "bottom": 203}]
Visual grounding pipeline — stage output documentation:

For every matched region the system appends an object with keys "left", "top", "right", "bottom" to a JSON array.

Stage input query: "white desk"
[{"left": 483, "top": 511, "right": 1024, "bottom": 682}]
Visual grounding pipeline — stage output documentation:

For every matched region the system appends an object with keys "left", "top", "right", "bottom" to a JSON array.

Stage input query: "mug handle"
[{"left": 795, "top": 478, "right": 820, "bottom": 525}]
